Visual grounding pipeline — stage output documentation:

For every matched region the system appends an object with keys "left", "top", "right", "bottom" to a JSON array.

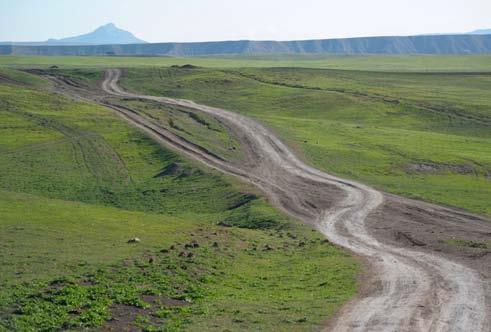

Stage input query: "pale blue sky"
[{"left": 1, "top": 0, "right": 490, "bottom": 42}]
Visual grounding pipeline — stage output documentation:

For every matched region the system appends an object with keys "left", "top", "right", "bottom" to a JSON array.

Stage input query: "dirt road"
[{"left": 80, "top": 69, "right": 491, "bottom": 331}]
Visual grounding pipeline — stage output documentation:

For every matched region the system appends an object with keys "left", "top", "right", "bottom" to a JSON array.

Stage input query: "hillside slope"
[{"left": 0, "top": 68, "right": 358, "bottom": 331}]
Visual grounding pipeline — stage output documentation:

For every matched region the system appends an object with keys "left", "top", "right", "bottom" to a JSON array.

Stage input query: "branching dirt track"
[{"left": 54, "top": 69, "right": 490, "bottom": 331}]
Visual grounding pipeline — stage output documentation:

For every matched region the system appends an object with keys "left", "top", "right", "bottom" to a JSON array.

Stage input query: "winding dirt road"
[{"left": 83, "top": 69, "right": 490, "bottom": 331}]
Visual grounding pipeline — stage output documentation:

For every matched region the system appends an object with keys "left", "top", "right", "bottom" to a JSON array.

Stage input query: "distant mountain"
[
  {"left": 0, "top": 23, "right": 146, "bottom": 46},
  {"left": 1, "top": 34, "right": 491, "bottom": 56},
  {"left": 46, "top": 23, "right": 146, "bottom": 45},
  {"left": 470, "top": 29, "right": 491, "bottom": 35}
]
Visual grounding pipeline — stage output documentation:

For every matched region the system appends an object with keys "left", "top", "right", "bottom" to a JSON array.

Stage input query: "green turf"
[
  {"left": 1, "top": 54, "right": 491, "bottom": 72},
  {"left": 1, "top": 190, "right": 357, "bottom": 331},
  {"left": 120, "top": 66, "right": 491, "bottom": 215},
  {"left": 233, "top": 67, "right": 491, "bottom": 122},
  {"left": 0, "top": 70, "right": 358, "bottom": 331}
]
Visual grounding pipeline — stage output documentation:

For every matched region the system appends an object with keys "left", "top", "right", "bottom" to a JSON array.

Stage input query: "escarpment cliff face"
[{"left": 1, "top": 34, "right": 490, "bottom": 56}]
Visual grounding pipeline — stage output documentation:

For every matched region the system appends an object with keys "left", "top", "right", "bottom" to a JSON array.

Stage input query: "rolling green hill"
[{"left": 0, "top": 69, "right": 358, "bottom": 331}]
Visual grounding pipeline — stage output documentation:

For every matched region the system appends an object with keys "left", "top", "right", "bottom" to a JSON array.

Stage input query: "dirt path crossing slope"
[{"left": 96, "top": 69, "right": 489, "bottom": 331}]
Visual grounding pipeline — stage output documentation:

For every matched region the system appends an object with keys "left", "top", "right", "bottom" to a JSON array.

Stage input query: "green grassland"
[
  {"left": 0, "top": 70, "right": 358, "bottom": 331},
  {"left": 119, "top": 66, "right": 491, "bottom": 215},
  {"left": 1, "top": 53, "right": 490, "bottom": 330},
  {"left": 1, "top": 191, "right": 356, "bottom": 331},
  {"left": 1, "top": 54, "right": 491, "bottom": 72}
]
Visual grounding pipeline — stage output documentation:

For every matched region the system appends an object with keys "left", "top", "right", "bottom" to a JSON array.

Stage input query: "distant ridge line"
[{"left": 1, "top": 34, "right": 491, "bottom": 56}]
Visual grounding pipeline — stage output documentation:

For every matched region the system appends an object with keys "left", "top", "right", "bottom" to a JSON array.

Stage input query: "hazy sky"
[{"left": 1, "top": 0, "right": 490, "bottom": 42}]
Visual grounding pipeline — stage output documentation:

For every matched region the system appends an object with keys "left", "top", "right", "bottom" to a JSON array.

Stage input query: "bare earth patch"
[
  {"left": 406, "top": 162, "right": 477, "bottom": 175},
  {"left": 103, "top": 296, "right": 187, "bottom": 331}
]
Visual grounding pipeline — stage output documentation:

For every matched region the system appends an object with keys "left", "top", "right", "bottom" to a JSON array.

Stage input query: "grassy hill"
[{"left": 0, "top": 69, "right": 358, "bottom": 331}]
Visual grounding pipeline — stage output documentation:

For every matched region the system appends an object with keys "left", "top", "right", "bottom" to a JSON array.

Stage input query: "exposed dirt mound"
[
  {"left": 103, "top": 295, "right": 186, "bottom": 332},
  {"left": 171, "top": 64, "right": 200, "bottom": 69}
]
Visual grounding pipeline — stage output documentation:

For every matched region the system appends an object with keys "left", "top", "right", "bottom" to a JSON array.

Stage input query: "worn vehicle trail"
[{"left": 98, "top": 69, "right": 488, "bottom": 331}]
